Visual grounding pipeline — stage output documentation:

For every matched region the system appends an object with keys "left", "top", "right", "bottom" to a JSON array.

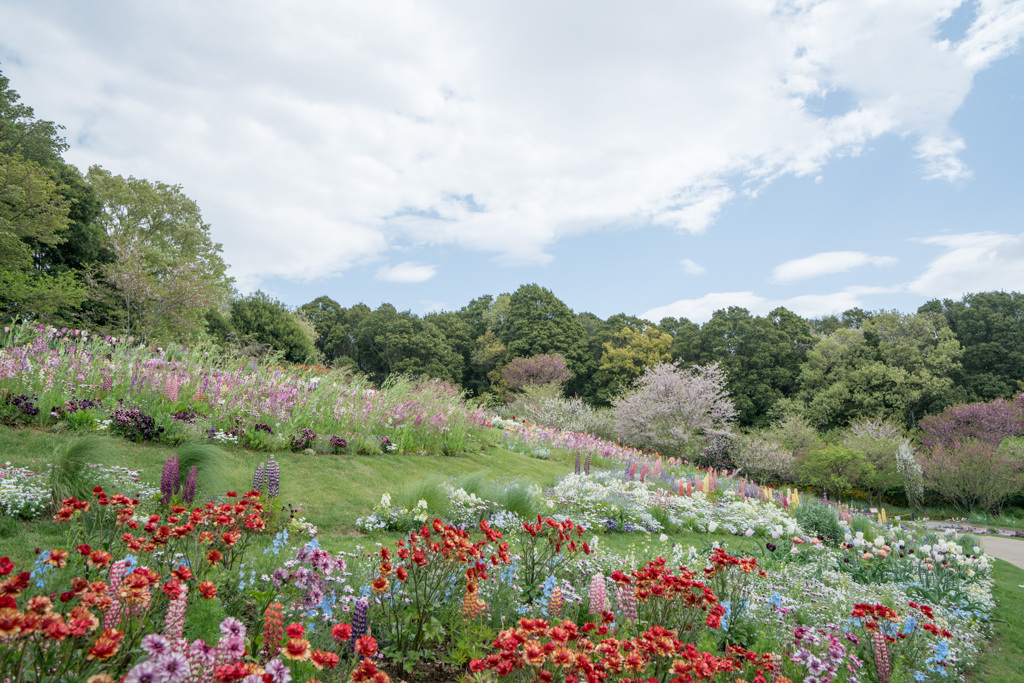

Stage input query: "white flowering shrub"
[
  {"left": 0, "top": 463, "right": 51, "bottom": 518},
  {"left": 731, "top": 435, "right": 796, "bottom": 483}
]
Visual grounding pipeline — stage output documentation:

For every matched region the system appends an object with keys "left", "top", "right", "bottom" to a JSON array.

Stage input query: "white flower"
[
  {"left": 708, "top": 521, "right": 718, "bottom": 532},
  {"left": 659, "top": 533, "right": 669, "bottom": 542}
]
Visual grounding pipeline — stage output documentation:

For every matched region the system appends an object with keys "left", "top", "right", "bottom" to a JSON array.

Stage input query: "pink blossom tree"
[
  {"left": 611, "top": 362, "right": 736, "bottom": 456},
  {"left": 502, "top": 353, "right": 571, "bottom": 391}
]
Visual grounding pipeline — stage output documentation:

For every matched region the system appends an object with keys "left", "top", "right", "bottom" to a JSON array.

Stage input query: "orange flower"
[
  {"left": 87, "top": 628, "right": 123, "bottom": 660},
  {"left": 207, "top": 549, "right": 223, "bottom": 566},
  {"left": 282, "top": 637, "right": 312, "bottom": 661},
  {"left": 87, "top": 550, "right": 113, "bottom": 568},
  {"left": 45, "top": 549, "right": 69, "bottom": 568},
  {"left": 310, "top": 649, "right": 339, "bottom": 670},
  {"left": 0, "top": 607, "right": 23, "bottom": 637},
  {"left": 87, "top": 676, "right": 115, "bottom": 683},
  {"left": 199, "top": 581, "right": 218, "bottom": 599},
  {"left": 371, "top": 576, "right": 389, "bottom": 594}
]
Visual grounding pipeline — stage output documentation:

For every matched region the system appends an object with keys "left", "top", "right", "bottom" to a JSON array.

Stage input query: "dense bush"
[
  {"left": 795, "top": 445, "right": 872, "bottom": 498},
  {"left": 920, "top": 437, "right": 1024, "bottom": 513},
  {"left": 920, "top": 394, "right": 1024, "bottom": 450},
  {"left": 793, "top": 501, "right": 845, "bottom": 543},
  {"left": 502, "top": 353, "right": 571, "bottom": 391}
]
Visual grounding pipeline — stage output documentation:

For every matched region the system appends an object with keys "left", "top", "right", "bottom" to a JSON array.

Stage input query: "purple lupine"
[
  {"left": 160, "top": 454, "right": 180, "bottom": 505},
  {"left": 101, "top": 371, "right": 113, "bottom": 392},
  {"left": 266, "top": 456, "right": 280, "bottom": 497},
  {"left": 253, "top": 463, "right": 265, "bottom": 494},
  {"left": 182, "top": 466, "right": 198, "bottom": 505},
  {"left": 351, "top": 598, "right": 369, "bottom": 648}
]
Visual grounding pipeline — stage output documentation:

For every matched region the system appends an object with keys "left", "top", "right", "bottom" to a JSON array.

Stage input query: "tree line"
[{"left": 3, "top": 65, "right": 1021, "bottom": 433}]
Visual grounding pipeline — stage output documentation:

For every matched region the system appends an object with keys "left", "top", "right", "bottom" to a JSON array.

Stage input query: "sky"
[{"left": 2, "top": 0, "right": 1023, "bottom": 324}]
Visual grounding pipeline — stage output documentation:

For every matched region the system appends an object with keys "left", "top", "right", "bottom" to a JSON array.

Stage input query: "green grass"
[{"left": 967, "top": 558, "right": 1024, "bottom": 682}]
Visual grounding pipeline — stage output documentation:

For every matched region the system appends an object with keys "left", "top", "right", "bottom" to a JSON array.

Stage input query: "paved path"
[{"left": 922, "top": 521, "right": 1024, "bottom": 572}]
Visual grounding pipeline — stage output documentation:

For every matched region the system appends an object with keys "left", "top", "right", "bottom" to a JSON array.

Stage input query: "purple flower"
[
  {"left": 266, "top": 456, "right": 280, "bottom": 497},
  {"left": 182, "top": 466, "right": 198, "bottom": 505},
  {"left": 123, "top": 661, "right": 160, "bottom": 683},
  {"left": 189, "top": 639, "right": 216, "bottom": 667},
  {"left": 160, "top": 454, "right": 180, "bottom": 505},
  {"left": 253, "top": 463, "right": 265, "bottom": 493},
  {"left": 264, "top": 658, "right": 292, "bottom": 683},
  {"left": 155, "top": 651, "right": 191, "bottom": 683},
  {"left": 806, "top": 655, "right": 828, "bottom": 676},
  {"left": 218, "top": 635, "right": 246, "bottom": 660},
  {"left": 218, "top": 616, "right": 246, "bottom": 640},
  {"left": 141, "top": 633, "right": 171, "bottom": 657}
]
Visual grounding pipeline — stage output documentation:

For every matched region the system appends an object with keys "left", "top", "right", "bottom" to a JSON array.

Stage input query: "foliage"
[
  {"left": 920, "top": 437, "right": 1024, "bottom": 513},
  {"left": 795, "top": 445, "right": 873, "bottom": 497},
  {"left": 690, "top": 307, "right": 814, "bottom": 428},
  {"left": 612, "top": 362, "right": 736, "bottom": 457},
  {"left": 228, "top": 290, "right": 318, "bottom": 363},
  {"left": 919, "top": 394, "right": 1024, "bottom": 451},
  {"left": 85, "top": 165, "right": 233, "bottom": 342},
  {"left": 922, "top": 291, "right": 1024, "bottom": 401},
  {"left": 354, "top": 303, "right": 464, "bottom": 385},
  {"left": 797, "top": 312, "right": 962, "bottom": 430},
  {"left": 598, "top": 325, "right": 672, "bottom": 395},
  {"left": 502, "top": 353, "right": 571, "bottom": 391},
  {"left": 500, "top": 284, "right": 589, "bottom": 381},
  {"left": 843, "top": 419, "right": 906, "bottom": 504},
  {"left": 792, "top": 501, "right": 845, "bottom": 543}
]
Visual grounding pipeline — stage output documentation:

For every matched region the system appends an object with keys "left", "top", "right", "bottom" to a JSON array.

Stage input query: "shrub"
[
  {"left": 920, "top": 395, "right": 1024, "bottom": 450},
  {"left": 843, "top": 420, "right": 905, "bottom": 504},
  {"left": 895, "top": 440, "right": 924, "bottom": 509},
  {"left": 732, "top": 435, "right": 795, "bottom": 483},
  {"left": 795, "top": 445, "right": 872, "bottom": 498},
  {"left": 612, "top": 362, "right": 736, "bottom": 457},
  {"left": 920, "top": 437, "right": 1024, "bottom": 513},
  {"left": 764, "top": 415, "right": 822, "bottom": 459},
  {"left": 502, "top": 353, "right": 571, "bottom": 391},
  {"left": 793, "top": 501, "right": 845, "bottom": 544},
  {"left": 506, "top": 384, "right": 610, "bottom": 435}
]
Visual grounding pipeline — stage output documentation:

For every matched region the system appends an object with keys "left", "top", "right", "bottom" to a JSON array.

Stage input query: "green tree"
[
  {"left": 87, "top": 166, "right": 233, "bottom": 341},
  {"left": 229, "top": 291, "right": 318, "bottom": 364},
  {"left": 921, "top": 292, "right": 1024, "bottom": 401},
  {"left": 797, "top": 311, "right": 962, "bottom": 430},
  {"left": 599, "top": 325, "right": 672, "bottom": 394},
  {"left": 354, "top": 304, "right": 463, "bottom": 385},
  {"left": 691, "top": 307, "right": 813, "bottom": 428},
  {"left": 299, "top": 296, "right": 370, "bottom": 368},
  {"left": 499, "top": 284, "right": 589, "bottom": 385}
]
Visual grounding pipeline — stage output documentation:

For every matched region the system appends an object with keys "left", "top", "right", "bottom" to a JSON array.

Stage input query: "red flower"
[
  {"left": 199, "top": 581, "right": 218, "bottom": 599},
  {"left": 172, "top": 565, "right": 194, "bottom": 582},
  {"left": 87, "top": 628, "right": 123, "bottom": 660},
  {"left": 286, "top": 622, "right": 305, "bottom": 638},
  {"left": 331, "top": 623, "right": 352, "bottom": 642},
  {"left": 354, "top": 635, "right": 378, "bottom": 657},
  {"left": 310, "top": 649, "right": 340, "bottom": 670},
  {"left": 207, "top": 550, "right": 223, "bottom": 566},
  {"left": 0, "top": 558, "right": 13, "bottom": 576}
]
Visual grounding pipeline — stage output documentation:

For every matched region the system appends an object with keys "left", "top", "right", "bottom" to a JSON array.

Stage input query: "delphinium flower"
[{"left": 160, "top": 454, "right": 180, "bottom": 505}]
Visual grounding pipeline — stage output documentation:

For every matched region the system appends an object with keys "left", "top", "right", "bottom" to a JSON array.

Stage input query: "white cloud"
[
  {"left": 680, "top": 258, "right": 707, "bottom": 276},
  {"left": 772, "top": 251, "right": 897, "bottom": 283},
  {"left": 374, "top": 262, "right": 437, "bottom": 284},
  {"left": 907, "top": 232, "right": 1024, "bottom": 299},
  {"left": 0, "top": 1, "right": 1020, "bottom": 289},
  {"left": 641, "top": 287, "right": 888, "bottom": 324}
]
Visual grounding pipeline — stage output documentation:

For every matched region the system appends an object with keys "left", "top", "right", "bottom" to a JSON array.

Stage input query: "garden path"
[{"left": 922, "top": 521, "right": 1024, "bottom": 572}]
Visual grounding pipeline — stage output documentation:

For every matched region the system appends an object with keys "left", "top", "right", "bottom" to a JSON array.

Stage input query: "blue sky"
[{"left": 2, "top": 1, "right": 1023, "bottom": 323}]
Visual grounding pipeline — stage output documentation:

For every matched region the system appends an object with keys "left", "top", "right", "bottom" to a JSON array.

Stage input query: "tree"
[
  {"left": 599, "top": 325, "right": 672, "bottom": 394},
  {"left": 87, "top": 166, "right": 233, "bottom": 341},
  {"left": 922, "top": 292, "right": 1024, "bottom": 402},
  {"left": 0, "top": 70, "right": 96, "bottom": 323},
  {"left": 503, "top": 354, "right": 571, "bottom": 391},
  {"left": 499, "top": 284, "right": 589, "bottom": 380},
  {"left": 796, "top": 311, "right": 962, "bottom": 430},
  {"left": 691, "top": 306, "right": 813, "bottom": 428},
  {"left": 612, "top": 362, "right": 736, "bottom": 457},
  {"left": 229, "top": 291, "right": 318, "bottom": 363},
  {"left": 354, "top": 304, "right": 463, "bottom": 385},
  {"left": 299, "top": 296, "right": 370, "bottom": 368}
]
